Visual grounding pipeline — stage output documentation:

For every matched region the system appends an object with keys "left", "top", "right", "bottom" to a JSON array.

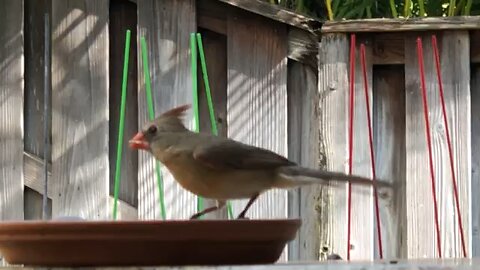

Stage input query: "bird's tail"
[{"left": 275, "top": 165, "right": 392, "bottom": 189}]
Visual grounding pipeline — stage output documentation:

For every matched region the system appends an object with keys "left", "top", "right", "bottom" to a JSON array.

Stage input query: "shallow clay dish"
[{"left": 0, "top": 219, "right": 301, "bottom": 267}]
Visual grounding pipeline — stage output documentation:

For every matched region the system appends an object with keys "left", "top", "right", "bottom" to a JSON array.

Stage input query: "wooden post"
[
  {"left": 226, "top": 11, "right": 288, "bottom": 220},
  {"left": 0, "top": 0, "right": 24, "bottom": 220},
  {"left": 318, "top": 33, "right": 376, "bottom": 261},
  {"left": 404, "top": 31, "right": 471, "bottom": 258},
  {"left": 51, "top": 0, "right": 109, "bottom": 219},
  {"left": 317, "top": 33, "right": 349, "bottom": 259},
  {"left": 137, "top": 0, "right": 196, "bottom": 220},
  {"left": 287, "top": 60, "right": 319, "bottom": 260}
]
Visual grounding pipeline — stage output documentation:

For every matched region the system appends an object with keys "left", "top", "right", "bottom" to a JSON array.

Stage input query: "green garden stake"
[
  {"left": 190, "top": 33, "right": 204, "bottom": 214},
  {"left": 113, "top": 29, "right": 131, "bottom": 220}
]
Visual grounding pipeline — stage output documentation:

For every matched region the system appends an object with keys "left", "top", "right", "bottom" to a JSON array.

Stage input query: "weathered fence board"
[
  {"left": 318, "top": 34, "right": 349, "bottom": 259},
  {"left": 227, "top": 10, "right": 288, "bottom": 220},
  {"left": 197, "top": 0, "right": 319, "bottom": 70},
  {"left": 322, "top": 17, "right": 480, "bottom": 33},
  {"left": 471, "top": 65, "right": 480, "bottom": 257},
  {"left": 109, "top": 0, "right": 138, "bottom": 210},
  {"left": 373, "top": 65, "right": 406, "bottom": 259},
  {"left": 404, "top": 31, "right": 471, "bottom": 258},
  {"left": 217, "top": 0, "right": 321, "bottom": 35},
  {"left": 0, "top": 0, "right": 24, "bottom": 220},
  {"left": 24, "top": 0, "right": 50, "bottom": 159},
  {"left": 24, "top": 187, "right": 51, "bottom": 220},
  {"left": 318, "top": 34, "right": 379, "bottom": 261},
  {"left": 23, "top": 0, "right": 51, "bottom": 221},
  {"left": 23, "top": 153, "right": 53, "bottom": 198},
  {"left": 137, "top": 0, "right": 196, "bottom": 220},
  {"left": 337, "top": 31, "right": 480, "bottom": 66},
  {"left": 287, "top": 60, "right": 319, "bottom": 261},
  {"left": 51, "top": 0, "right": 109, "bottom": 219},
  {"left": 349, "top": 38, "right": 374, "bottom": 260}
]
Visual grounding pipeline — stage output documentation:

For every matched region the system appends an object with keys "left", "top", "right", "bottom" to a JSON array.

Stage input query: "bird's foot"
[
  {"left": 236, "top": 214, "right": 250, "bottom": 220},
  {"left": 190, "top": 213, "right": 203, "bottom": 219}
]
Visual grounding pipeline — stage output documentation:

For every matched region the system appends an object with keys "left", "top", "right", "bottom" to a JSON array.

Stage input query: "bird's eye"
[{"left": 147, "top": 125, "right": 157, "bottom": 134}]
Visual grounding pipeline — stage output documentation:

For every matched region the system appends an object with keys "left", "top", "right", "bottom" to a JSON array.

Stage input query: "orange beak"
[{"left": 129, "top": 132, "right": 149, "bottom": 150}]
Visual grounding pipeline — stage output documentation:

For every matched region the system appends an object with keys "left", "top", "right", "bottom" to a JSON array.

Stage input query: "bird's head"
[{"left": 128, "top": 104, "right": 191, "bottom": 151}]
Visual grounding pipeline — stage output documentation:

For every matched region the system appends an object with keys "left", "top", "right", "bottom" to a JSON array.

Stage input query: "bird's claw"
[{"left": 190, "top": 214, "right": 202, "bottom": 219}]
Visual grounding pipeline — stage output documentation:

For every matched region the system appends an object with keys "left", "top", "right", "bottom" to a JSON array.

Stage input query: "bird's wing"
[{"left": 192, "top": 139, "right": 296, "bottom": 170}]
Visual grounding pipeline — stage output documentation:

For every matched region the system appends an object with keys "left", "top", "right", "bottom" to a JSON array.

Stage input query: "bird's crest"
[
  {"left": 147, "top": 104, "right": 191, "bottom": 132},
  {"left": 160, "top": 104, "right": 191, "bottom": 119}
]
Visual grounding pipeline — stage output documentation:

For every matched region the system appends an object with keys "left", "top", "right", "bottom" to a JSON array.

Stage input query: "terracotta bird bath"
[{"left": 0, "top": 218, "right": 301, "bottom": 267}]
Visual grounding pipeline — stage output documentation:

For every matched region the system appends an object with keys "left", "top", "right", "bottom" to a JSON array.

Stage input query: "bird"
[{"left": 129, "top": 104, "right": 392, "bottom": 220}]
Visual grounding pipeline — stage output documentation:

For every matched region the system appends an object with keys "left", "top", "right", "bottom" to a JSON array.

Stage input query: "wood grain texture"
[
  {"left": 24, "top": 187, "right": 52, "bottom": 220},
  {"left": 318, "top": 35, "right": 381, "bottom": 261},
  {"left": 218, "top": 0, "right": 322, "bottom": 35},
  {"left": 322, "top": 17, "right": 480, "bottom": 33},
  {"left": 317, "top": 33, "right": 349, "bottom": 260},
  {"left": 0, "top": 0, "right": 24, "bottom": 221},
  {"left": 23, "top": 0, "right": 51, "bottom": 223},
  {"left": 24, "top": 0, "right": 51, "bottom": 159},
  {"left": 24, "top": 151, "right": 137, "bottom": 220},
  {"left": 197, "top": 29, "right": 228, "bottom": 219},
  {"left": 373, "top": 65, "right": 406, "bottom": 259},
  {"left": 109, "top": 0, "right": 138, "bottom": 208},
  {"left": 349, "top": 37, "right": 374, "bottom": 260},
  {"left": 471, "top": 65, "right": 480, "bottom": 256},
  {"left": 287, "top": 60, "right": 319, "bottom": 261},
  {"left": 108, "top": 196, "right": 138, "bottom": 220},
  {"left": 197, "top": 0, "right": 227, "bottom": 35},
  {"left": 24, "top": 152, "right": 53, "bottom": 198},
  {"left": 227, "top": 10, "right": 288, "bottom": 220},
  {"left": 197, "top": 0, "right": 318, "bottom": 68},
  {"left": 137, "top": 0, "right": 196, "bottom": 220},
  {"left": 372, "top": 33, "right": 405, "bottom": 65},
  {"left": 51, "top": 0, "right": 109, "bottom": 219},
  {"left": 287, "top": 28, "right": 318, "bottom": 69},
  {"left": 404, "top": 31, "right": 471, "bottom": 258}
]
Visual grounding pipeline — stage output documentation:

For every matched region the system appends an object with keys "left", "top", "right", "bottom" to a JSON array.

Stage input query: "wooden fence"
[
  {"left": 317, "top": 18, "right": 480, "bottom": 261},
  {"left": 2, "top": 0, "right": 480, "bottom": 264},
  {"left": 0, "top": 0, "right": 320, "bottom": 263}
]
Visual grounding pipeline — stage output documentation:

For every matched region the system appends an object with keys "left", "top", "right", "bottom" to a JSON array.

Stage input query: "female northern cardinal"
[{"left": 129, "top": 104, "right": 391, "bottom": 219}]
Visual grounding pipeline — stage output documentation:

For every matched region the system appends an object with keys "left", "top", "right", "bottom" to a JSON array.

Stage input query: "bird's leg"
[
  {"left": 190, "top": 200, "right": 226, "bottom": 219},
  {"left": 237, "top": 193, "right": 259, "bottom": 219}
]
